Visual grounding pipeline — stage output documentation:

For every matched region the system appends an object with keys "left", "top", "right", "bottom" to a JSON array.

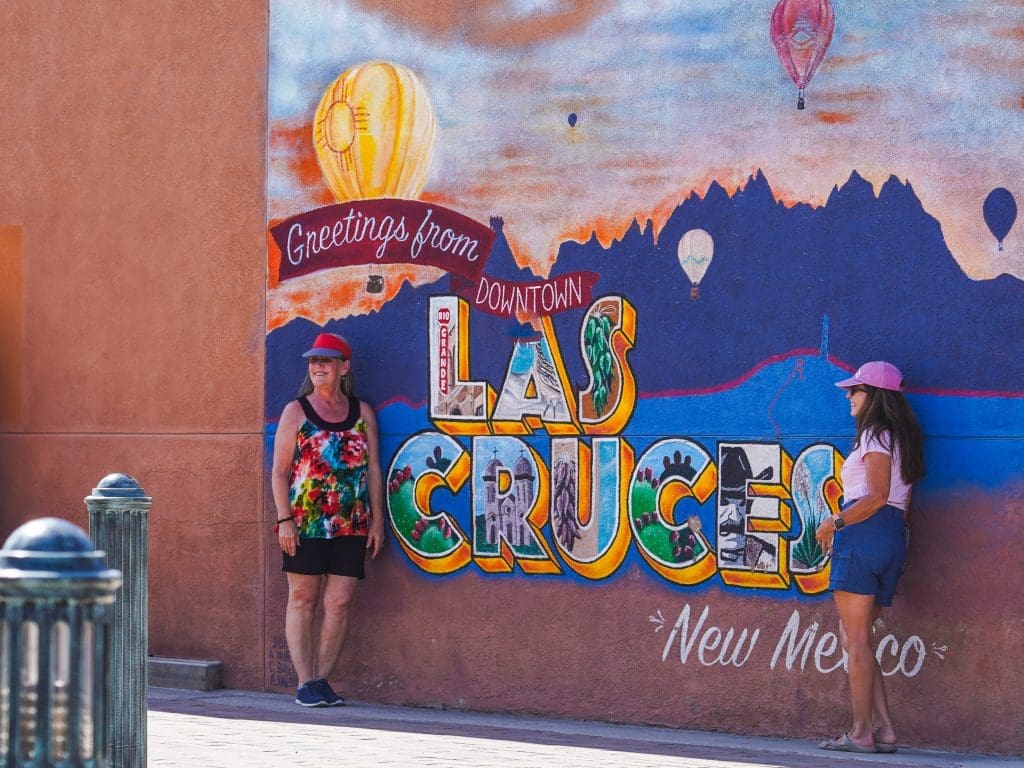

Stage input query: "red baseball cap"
[
  {"left": 835, "top": 361, "right": 904, "bottom": 392},
  {"left": 302, "top": 333, "right": 351, "bottom": 360}
]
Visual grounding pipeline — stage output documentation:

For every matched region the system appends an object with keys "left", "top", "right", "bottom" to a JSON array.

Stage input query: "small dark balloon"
[
  {"left": 567, "top": 112, "right": 578, "bottom": 127},
  {"left": 983, "top": 187, "right": 1017, "bottom": 249}
]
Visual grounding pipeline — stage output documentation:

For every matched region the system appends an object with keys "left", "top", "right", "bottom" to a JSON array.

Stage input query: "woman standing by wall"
[
  {"left": 272, "top": 332, "right": 385, "bottom": 707},
  {"left": 816, "top": 361, "right": 925, "bottom": 753}
]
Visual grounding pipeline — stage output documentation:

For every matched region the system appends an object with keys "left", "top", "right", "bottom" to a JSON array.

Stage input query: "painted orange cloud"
[
  {"left": 268, "top": 265, "right": 445, "bottom": 331},
  {"left": 815, "top": 111, "right": 856, "bottom": 124},
  {"left": 815, "top": 87, "right": 881, "bottom": 106},
  {"left": 993, "top": 25, "right": 1024, "bottom": 41},
  {"left": 820, "top": 51, "right": 883, "bottom": 74},
  {"left": 270, "top": 120, "right": 334, "bottom": 209},
  {"left": 350, "top": 0, "right": 613, "bottom": 47}
]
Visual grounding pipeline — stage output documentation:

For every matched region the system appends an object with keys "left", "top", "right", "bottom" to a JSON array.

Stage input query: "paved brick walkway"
[{"left": 148, "top": 688, "right": 1019, "bottom": 768}]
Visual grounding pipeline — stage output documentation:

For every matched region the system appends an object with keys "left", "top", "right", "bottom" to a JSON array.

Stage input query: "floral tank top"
[{"left": 288, "top": 395, "right": 370, "bottom": 538}]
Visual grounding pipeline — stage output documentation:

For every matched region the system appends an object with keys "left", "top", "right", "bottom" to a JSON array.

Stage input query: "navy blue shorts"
[
  {"left": 282, "top": 535, "right": 367, "bottom": 579},
  {"left": 829, "top": 503, "right": 907, "bottom": 607}
]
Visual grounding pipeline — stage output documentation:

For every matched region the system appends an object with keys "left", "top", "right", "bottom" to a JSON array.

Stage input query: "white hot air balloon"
[{"left": 677, "top": 229, "right": 714, "bottom": 299}]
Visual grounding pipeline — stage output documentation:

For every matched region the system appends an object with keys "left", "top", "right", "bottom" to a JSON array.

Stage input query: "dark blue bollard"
[
  {"left": 0, "top": 517, "right": 122, "bottom": 767},
  {"left": 86, "top": 475, "right": 150, "bottom": 768}
]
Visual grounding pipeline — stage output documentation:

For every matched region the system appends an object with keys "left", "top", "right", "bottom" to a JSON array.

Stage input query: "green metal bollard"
[
  {"left": 0, "top": 517, "right": 122, "bottom": 767},
  {"left": 85, "top": 476, "right": 150, "bottom": 768}
]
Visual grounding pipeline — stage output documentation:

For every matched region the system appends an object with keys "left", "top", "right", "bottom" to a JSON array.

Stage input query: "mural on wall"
[{"left": 266, "top": 0, "right": 1023, "bottom": 602}]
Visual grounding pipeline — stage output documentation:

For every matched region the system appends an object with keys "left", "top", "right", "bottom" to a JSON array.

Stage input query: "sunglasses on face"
[
  {"left": 847, "top": 386, "right": 868, "bottom": 395},
  {"left": 308, "top": 356, "right": 344, "bottom": 365}
]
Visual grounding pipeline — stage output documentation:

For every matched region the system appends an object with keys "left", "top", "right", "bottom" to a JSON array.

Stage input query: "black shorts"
[{"left": 282, "top": 535, "right": 367, "bottom": 579}]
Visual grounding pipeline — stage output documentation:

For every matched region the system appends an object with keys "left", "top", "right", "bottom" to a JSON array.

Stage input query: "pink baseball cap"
[{"left": 835, "top": 361, "right": 905, "bottom": 392}]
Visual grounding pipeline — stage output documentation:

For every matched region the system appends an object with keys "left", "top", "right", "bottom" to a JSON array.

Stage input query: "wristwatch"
[{"left": 831, "top": 515, "right": 845, "bottom": 530}]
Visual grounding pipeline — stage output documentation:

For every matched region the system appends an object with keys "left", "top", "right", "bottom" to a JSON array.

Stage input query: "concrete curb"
[{"left": 148, "top": 658, "right": 223, "bottom": 691}]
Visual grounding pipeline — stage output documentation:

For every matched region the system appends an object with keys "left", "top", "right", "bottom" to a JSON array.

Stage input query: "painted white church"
[{"left": 482, "top": 454, "right": 535, "bottom": 546}]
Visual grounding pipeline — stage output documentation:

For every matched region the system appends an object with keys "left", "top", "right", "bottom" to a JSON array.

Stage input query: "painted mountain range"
[{"left": 266, "top": 171, "right": 1024, "bottom": 417}]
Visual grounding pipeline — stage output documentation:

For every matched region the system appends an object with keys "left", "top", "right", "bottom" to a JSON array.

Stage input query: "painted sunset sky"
[{"left": 268, "top": 0, "right": 1023, "bottom": 327}]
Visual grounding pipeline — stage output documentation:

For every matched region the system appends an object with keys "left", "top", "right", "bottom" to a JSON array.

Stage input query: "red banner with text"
[
  {"left": 270, "top": 200, "right": 496, "bottom": 282},
  {"left": 450, "top": 272, "right": 600, "bottom": 318}
]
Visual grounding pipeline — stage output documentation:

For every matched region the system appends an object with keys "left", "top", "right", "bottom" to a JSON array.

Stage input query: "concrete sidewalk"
[{"left": 148, "top": 687, "right": 1020, "bottom": 768}]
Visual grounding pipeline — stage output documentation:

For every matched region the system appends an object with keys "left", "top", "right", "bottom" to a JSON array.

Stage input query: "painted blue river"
[{"left": 266, "top": 353, "right": 1024, "bottom": 595}]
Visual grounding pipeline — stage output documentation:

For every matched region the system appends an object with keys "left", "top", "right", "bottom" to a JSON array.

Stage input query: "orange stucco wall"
[{"left": 0, "top": 1, "right": 268, "bottom": 688}]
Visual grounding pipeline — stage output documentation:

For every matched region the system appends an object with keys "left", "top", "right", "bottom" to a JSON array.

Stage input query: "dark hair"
[
  {"left": 853, "top": 387, "right": 925, "bottom": 484},
  {"left": 296, "top": 367, "right": 356, "bottom": 398}
]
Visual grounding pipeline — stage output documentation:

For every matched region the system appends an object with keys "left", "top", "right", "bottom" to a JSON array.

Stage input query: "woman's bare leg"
[
  {"left": 285, "top": 572, "right": 322, "bottom": 684},
  {"left": 868, "top": 605, "right": 897, "bottom": 746},
  {"left": 833, "top": 590, "right": 878, "bottom": 749},
  {"left": 315, "top": 575, "right": 359, "bottom": 680},
  {"left": 837, "top": 608, "right": 896, "bottom": 746}
]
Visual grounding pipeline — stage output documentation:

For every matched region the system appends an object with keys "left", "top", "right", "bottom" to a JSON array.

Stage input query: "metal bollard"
[
  {"left": 85, "top": 476, "right": 150, "bottom": 768},
  {"left": 0, "top": 517, "right": 122, "bottom": 767}
]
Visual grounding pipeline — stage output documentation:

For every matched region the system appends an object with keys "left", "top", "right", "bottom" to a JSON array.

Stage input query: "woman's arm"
[
  {"left": 815, "top": 451, "right": 891, "bottom": 552},
  {"left": 361, "top": 401, "right": 385, "bottom": 558},
  {"left": 272, "top": 401, "right": 303, "bottom": 556}
]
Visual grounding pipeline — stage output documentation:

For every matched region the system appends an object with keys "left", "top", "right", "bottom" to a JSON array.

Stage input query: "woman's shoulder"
[
  {"left": 275, "top": 399, "right": 306, "bottom": 435},
  {"left": 281, "top": 399, "right": 305, "bottom": 419},
  {"left": 860, "top": 426, "right": 894, "bottom": 454}
]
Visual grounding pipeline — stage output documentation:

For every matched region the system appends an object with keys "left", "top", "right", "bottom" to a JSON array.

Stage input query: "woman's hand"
[
  {"left": 366, "top": 523, "right": 385, "bottom": 559},
  {"left": 272, "top": 401, "right": 304, "bottom": 558},
  {"left": 815, "top": 516, "right": 836, "bottom": 554},
  {"left": 278, "top": 519, "right": 298, "bottom": 556}
]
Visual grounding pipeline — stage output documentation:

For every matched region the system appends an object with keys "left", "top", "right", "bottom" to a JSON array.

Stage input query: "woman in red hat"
[
  {"left": 271, "top": 332, "right": 384, "bottom": 708},
  {"left": 815, "top": 361, "right": 925, "bottom": 753}
]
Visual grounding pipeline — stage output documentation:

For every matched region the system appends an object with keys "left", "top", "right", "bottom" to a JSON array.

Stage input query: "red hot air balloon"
[{"left": 770, "top": 0, "right": 835, "bottom": 110}]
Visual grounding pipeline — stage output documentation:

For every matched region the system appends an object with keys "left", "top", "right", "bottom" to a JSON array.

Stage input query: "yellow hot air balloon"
[
  {"left": 677, "top": 228, "right": 714, "bottom": 299},
  {"left": 313, "top": 60, "right": 437, "bottom": 202}
]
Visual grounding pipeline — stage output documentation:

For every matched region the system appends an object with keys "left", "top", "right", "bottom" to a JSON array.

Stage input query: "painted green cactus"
[
  {"left": 584, "top": 313, "right": 614, "bottom": 416},
  {"left": 791, "top": 463, "right": 826, "bottom": 569},
  {"left": 792, "top": 518, "right": 825, "bottom": 569}
]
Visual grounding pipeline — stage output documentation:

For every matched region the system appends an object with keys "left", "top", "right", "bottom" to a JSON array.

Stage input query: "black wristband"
[{"left": 276, "top": 517, "right": 294, "bottom": 525}]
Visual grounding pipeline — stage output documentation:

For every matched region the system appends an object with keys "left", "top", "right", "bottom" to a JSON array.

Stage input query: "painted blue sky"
[{"left": 269, "top": 0, "right": 1023, "bottom": 325}]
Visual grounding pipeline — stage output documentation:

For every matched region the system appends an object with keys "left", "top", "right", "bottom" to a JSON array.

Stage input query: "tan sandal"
[{"left": 818, "top": 734, "right": 878, "bottom": 753}]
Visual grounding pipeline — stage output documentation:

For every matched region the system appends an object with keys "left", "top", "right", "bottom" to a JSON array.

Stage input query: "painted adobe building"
[{"left": 3, "top": 0, "right": 1023, "bottom": 755}]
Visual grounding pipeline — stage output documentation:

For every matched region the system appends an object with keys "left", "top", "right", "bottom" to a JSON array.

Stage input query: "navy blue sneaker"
[
  {"left": 295, "top": 680, "right": 327, "bottom": 707},
  {"left": 313, "top": 678, "right": 344, "bottom": 707}
]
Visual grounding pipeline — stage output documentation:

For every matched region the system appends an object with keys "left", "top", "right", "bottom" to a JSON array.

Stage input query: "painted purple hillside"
[
  {"left": 266, "top": 171, "right": 1024, "bottom": 417},
  {"left": 550, "top": 170, "right": 1023, "bottom": 396}
]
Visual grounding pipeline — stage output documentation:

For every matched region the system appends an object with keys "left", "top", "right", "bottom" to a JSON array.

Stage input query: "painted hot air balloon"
[
  {"left": 770, "top": 0, "right": 835, "bottom": 110},
  {"left": 313, "top": 60, "right": 437, "bottom": 202},
  {"left": 677, "top": 229, "right": 714, "bottom": 299},
  {"left": 567, "top": 112, "right": 578, "bottom": 128},
  {"left": 983, "top": 188, "right": 1017, "bottom": 251}
]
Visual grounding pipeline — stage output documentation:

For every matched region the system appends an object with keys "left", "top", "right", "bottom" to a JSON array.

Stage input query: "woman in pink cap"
[
  {"left": 271, "top": 332, "right": 385, "bottom": 708},
  {"left": 815, "top": 361, "right": 925, "bottom": 753}
]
